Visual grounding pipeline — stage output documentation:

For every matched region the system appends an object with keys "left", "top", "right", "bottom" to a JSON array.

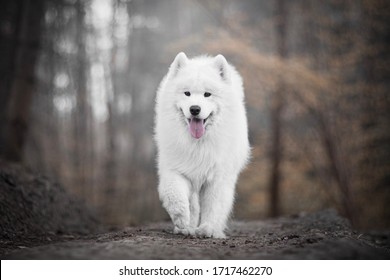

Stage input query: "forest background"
[{"left": 0, "top": 0, "right": 389, "bottom": 230}]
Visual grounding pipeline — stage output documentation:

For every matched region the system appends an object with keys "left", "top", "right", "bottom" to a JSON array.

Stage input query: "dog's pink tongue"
[{"left": 189, "top": 118, "right": 205, "bottom": 139}]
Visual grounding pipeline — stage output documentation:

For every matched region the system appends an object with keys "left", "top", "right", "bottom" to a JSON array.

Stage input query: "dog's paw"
[
  {"left": 173, "top": 226, "right": 195, "bottom": 236},
  {"left": 196, "top": 223, "right": 226, "bottom": 239}
]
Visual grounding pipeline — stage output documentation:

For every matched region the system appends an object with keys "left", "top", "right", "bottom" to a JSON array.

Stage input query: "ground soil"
[{"left": 1, "top": 160, "right": 389, "bottom": 259}]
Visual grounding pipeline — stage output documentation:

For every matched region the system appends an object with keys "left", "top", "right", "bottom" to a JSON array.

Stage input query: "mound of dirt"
[{"left": 0, "top": 159, "right": 101, "bottom": 253}]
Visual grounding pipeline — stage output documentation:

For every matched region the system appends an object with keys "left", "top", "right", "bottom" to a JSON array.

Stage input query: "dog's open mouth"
[
  {"left": 186, "top": 116, "right": 209, "bottom": 126},
  {"left": 181, "top": 110, "right": 212, "bottom": 139},
  {"left": 187, "top": 117, "right": 209, "bottom": 139}
]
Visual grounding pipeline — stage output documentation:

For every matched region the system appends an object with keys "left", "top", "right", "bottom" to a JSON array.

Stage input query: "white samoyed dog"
[{"left": 154, "top": 52, "right": 250, "bottom": 238}]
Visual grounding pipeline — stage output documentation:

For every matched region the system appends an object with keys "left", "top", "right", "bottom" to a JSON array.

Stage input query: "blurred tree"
[
  {"left": 269, "top": 0, "right": 287, "bottom": 217},
  {"left": 73, "top": 0, "right": 88, "bottom": 197},
  {"left": 0, "top": 0, "right": 44, "bottom": 161},
  {"left": 358, "top": 0, "right": 390, "bottom": 227}
]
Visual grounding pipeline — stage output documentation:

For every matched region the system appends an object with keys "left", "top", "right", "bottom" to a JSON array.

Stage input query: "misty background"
[{"left": 0, "top": 0, "right": 389, "bottom": 229}]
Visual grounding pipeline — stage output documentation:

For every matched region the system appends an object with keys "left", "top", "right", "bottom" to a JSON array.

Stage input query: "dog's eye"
[
  {"left": 204, "top": 92, "right": 212, "bottom": 97},
  {"left": 184, "top": 91, "right": 191, "bottom": 96}
]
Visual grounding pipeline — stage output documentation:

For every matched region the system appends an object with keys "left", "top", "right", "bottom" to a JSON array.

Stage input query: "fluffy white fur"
[{"left": 154, "top": 52, "right": 250, "bottom": 238}]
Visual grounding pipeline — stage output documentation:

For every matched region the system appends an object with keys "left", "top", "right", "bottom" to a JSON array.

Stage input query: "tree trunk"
[
  {"left": 4, "top": 0, "right": 44, "bottom": 162},
  {"left": 269, "top": 0, "right": 287, "bottom": 217}
]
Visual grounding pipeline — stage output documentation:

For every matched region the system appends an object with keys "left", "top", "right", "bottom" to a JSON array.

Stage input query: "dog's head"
[{"left": 165, "top": 52, "right": 231, "bottom": 139}]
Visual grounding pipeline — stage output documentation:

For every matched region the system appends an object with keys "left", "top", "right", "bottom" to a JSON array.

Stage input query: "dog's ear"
[
  {"left": 168, "top": 52, "right": 188, "bottom": 78},
  {"left": 214, "top": 54, "right": 230, "bottom": 82}
]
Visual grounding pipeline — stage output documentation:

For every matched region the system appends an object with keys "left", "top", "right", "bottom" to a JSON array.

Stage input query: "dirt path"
[
  {"left": 2, "top": 209, "right": 390, "bottom": 259},
  {"left": 1, "top": 160, "right": 389, "bottom": 259}
]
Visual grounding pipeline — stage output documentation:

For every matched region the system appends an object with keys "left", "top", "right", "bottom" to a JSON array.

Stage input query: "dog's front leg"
[
  {"left": 189, "top": 192, "right": 200, "bottom": 228},
  {"left": 158, "top": 170, "right": 194, "bottom": 235},
  {"left": 197, "top": 175, "right": 236, "bottom": 238}
]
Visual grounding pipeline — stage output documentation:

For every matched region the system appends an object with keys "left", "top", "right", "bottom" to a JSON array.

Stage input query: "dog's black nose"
[{"left": 190, "top": 105, "right": 201, "bottom": 116}]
